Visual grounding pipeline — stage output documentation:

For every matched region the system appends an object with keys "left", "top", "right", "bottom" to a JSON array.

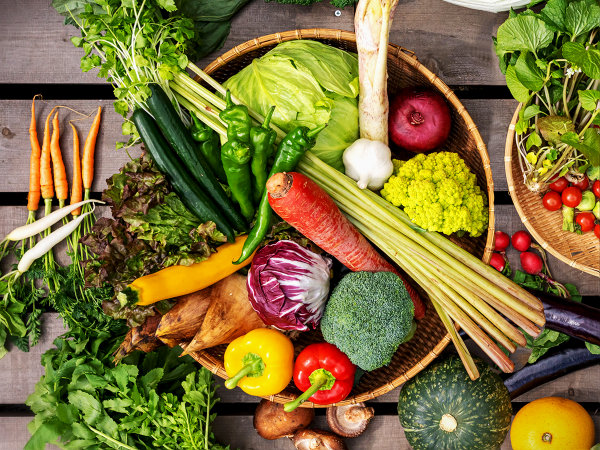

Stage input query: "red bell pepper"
[{"left": 284, "top": 342, "right": 356, "bottom": 412}]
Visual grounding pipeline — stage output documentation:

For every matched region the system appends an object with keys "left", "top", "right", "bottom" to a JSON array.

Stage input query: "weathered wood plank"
[
  {"left": 0, "top": 98, "right": 518, "bottom": 193},
  {"left": 0, "top": 100, "right": 140, "bottom": 193},
  {"left": 0, "top": 313, "right": 65, "bottom": 406},
  {"left": 0, "top": 0, "right": 506, "bottom": 86},
  {"left": 3, "top": 412, "right": 600, "bottom": 450}
]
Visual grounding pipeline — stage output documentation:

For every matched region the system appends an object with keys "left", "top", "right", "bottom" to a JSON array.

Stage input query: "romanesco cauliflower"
[{"left": 381, "top": 152, "right": 488, "bottom": 237}]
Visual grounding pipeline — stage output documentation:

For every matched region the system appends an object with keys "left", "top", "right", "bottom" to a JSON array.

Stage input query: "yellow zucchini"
[{"left": 117, "top": 235, "right": 253, "bottom": 306}]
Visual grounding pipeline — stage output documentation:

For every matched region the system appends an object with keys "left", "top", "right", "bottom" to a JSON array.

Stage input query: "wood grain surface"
[{"left": 0, "top": 0, "right": 506, "bottom": 86}]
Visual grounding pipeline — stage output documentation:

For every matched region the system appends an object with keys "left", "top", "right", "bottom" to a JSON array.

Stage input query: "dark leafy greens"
[
  {"left": 82, "top": 155, "right": 226, "bottom": 324},
  {"left": 26, "top": 327, "right": 227, "bottom": 450},
  {"left": 494, "top": 0, "right": 600, "bottom": 192}
]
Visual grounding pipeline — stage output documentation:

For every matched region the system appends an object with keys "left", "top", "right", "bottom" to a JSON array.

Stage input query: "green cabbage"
[{"left": 223, "top": 40, "right": 359, "bottom": 171}]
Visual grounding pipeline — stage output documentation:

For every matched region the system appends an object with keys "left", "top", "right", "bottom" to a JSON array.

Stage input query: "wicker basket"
[
  {"left": 505, "top": 106, "right": 600, "bottom": 278},
  {"left": 189, "top": 29, "right": 496, "bottom": 406}
]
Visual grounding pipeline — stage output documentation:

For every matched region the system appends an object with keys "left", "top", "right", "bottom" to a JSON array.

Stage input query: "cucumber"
[
  {"left": 132, "top": 109, "right": 236, "bottom": 242},
  {"left": 146, "top": 84, "right": 248, "bottom": 232}
]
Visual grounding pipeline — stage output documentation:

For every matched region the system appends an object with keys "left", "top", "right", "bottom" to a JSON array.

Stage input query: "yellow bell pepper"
[
  {"left": 117, "top": 235, "right": 254, "bottom": 306},
  {"left": 224, "top": 328, "right": 294, "bottom": 397}
]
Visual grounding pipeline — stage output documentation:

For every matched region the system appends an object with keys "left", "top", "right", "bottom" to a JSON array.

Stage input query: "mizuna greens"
[{"left": 494, "top": 0, "right": 600, "bottom": 192}]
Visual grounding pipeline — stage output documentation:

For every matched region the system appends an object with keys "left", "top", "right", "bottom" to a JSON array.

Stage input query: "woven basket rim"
[
  {"left": 505, "top": 105, "right": 600, "bottom": 278},
  {"left": 192, "top": 28, "right": 496, "bottom": 407}
]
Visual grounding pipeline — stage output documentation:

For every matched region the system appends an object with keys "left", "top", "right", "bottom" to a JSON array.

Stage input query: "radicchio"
[{"left": 247, "top": 240, "right": 332, "bottom": 331}]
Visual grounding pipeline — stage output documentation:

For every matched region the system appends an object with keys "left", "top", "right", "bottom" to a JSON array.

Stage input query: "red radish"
[
  {"left": 267, "top": 171, "right": 426, "bottom": 319},
  {"left": 511, "top": 230, "right": 532, "bottom": 252},
  {"left": 489, "top": 252, "right": 506, "bottom": 272},
  {"left": 494, "top": 231, "right": 510, "bottom": 252},
  {"left": 520, "top": 251, "right": 543, "bottom": 275},
  {"left": 389, "top": 87, "right": 451, "bottom": 153}
]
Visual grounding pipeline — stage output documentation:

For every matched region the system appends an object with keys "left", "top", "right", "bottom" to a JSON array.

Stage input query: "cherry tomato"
[
  {"left": 562, "top": 186, "right": 582, "bottom": 208},
  {"left": 576, "top": 212, "right": 595, "bottom": 232},
  {"left": 572, "top": 176, "right": 589, "bottom": 191},
  {"left": 595, "top": 224, "right": 600, "bottom": 239},
  {"left": 593, "top": 180, "right": 600, "bottom": 198},
  {"left": 542, "top": 191, "right": 562, "bottom": 211},
  {"left": 549, "top": 176, "right": 568, "bottom": 193}
]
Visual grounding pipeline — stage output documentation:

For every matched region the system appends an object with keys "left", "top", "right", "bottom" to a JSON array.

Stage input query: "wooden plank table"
[{"left": 0, "top": 1, "right": 599, "bottom": 449}]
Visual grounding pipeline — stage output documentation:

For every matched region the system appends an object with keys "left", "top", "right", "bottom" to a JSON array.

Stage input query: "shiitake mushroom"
[{"left": 253, "top": 399, "right": 315, "bottom": 440}]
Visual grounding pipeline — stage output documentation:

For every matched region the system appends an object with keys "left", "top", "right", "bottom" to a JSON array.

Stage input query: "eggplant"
[
  {"left": 529, "top": 289, "right": 600, "bottom": 346},
  {"left": 504, "top": 347, "right": 600, "bottom": 399}
]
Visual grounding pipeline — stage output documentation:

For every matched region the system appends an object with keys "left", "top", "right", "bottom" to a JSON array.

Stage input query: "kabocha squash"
[
  {"left": 398, "top": 356, "right": 511, "bottom": 450},
  {"left": 117, "top": 235, "right": 254, "bottom": 307}
]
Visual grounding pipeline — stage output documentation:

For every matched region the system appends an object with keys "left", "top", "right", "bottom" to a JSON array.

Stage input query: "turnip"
[
  {"left": 389, "top": 88, "right": 451, "bottom": 153},
  {"left": 511, "top": 230, "right": 531, "bottom": 252},
  {"left": 494, "top": 231, "right": 510, "bottom": 252}
]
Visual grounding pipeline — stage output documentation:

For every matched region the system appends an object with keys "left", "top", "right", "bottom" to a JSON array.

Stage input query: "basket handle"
[{"left": 389, "top": 43, "right": 418, "bottom": 60}]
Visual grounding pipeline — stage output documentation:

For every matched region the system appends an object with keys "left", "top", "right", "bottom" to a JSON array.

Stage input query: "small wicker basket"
[
  {"left": 505, "top": 106, "right": 600, "bottom": 278},
  {"left": 189, "top": 29, "right": 496, "bottom": 406}
]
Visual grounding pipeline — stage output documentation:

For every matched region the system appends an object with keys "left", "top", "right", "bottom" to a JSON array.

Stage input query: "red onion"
[{"left": 389, "top": 87, "right": 451, "bottom": 153}]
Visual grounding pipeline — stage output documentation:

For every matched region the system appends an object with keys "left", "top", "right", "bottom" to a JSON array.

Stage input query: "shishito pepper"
[
  {"left": 220, "top": 90, "right": 252, "bottom": 144},
  {"left": 221, "top": 140, "right": 254, "bottom": 222},
  {"left": 250, "top": 106, "right": 277, "bottom": 203},
  {"left": 224, "top": 328, "right": 294, "bottom": 397},
  {"left": 284, "top": 343, "right": 356, "bottom": 412},
  {"left": 190, "top": 112, "right": 226, "bottom": 182},
  {"left": 233, "top": 123, "right": 326, "bottom": 264}
]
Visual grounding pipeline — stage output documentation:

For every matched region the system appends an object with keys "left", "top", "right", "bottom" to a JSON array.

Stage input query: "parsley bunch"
[{"left": 494, "top": 0, "right": 600, "bottom": 192}]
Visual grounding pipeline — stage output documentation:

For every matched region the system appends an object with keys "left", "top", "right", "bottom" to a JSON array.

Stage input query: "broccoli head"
[
  {"left": 381, "top": 152, "right": 488, "bottom": 237},
  {"left": 320, "top": 271, "right": 415, "bottom": 372}
]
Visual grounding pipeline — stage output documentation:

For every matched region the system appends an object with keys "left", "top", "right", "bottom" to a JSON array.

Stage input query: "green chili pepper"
[
  {"left": 233, "top": 123, "right": 326, "bottom": 264},
  {"left": 190, "top": 112, "right": 227, "bottom": 181},
  {"left": 250, "top": 106, "right": 277, "bottom": 203},
  {"left": 220, "top": 91, "right": 252, "bottom": 144},
  {"left": 190, "top": 112, "right": 213, "bottom": 142},
  {"left": 222, "top": 140, "right": 254, "bottom": 222}
]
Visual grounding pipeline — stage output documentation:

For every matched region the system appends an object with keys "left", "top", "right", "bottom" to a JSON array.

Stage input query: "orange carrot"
[
  {"left": 267, "top": 172, "right": 426, "bottom": 319},
  {"left": 82, "top": 106, "right": 102, "bottom": 190},
  {"left": 40, "top": 108, "right": 56, "bottom": 201},
  {"left": 27, "top": 96, "right": 42, "bottom": 213},
  {"left": 70, "top": 123, "right": 83, "bottom": 216},
  {"left": 50, "top": 111, "right": 68, "bottom": 204}
]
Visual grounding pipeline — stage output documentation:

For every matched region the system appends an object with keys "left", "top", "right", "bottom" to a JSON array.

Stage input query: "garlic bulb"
[{"left": 342, "top": 138, "right": 394, "bottom": 190}]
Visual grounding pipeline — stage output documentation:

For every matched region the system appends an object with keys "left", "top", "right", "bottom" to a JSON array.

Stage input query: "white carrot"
[
  {"left": 355, "top": 0, "right": 400, "bottom": 144},
  {"left": 1, "top": 199, "right": 103, "bottom": 243},
  {"left": 16, "top": 211, "right": 93, "bottom": 275}
]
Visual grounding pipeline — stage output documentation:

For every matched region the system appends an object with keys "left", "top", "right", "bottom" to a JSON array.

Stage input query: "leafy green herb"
[
  {"left": 494, "top": 0, "right": 600, "bottom": 192},
  {"left": 26, "top": 326, "right": 227, "bottom": 449}
]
